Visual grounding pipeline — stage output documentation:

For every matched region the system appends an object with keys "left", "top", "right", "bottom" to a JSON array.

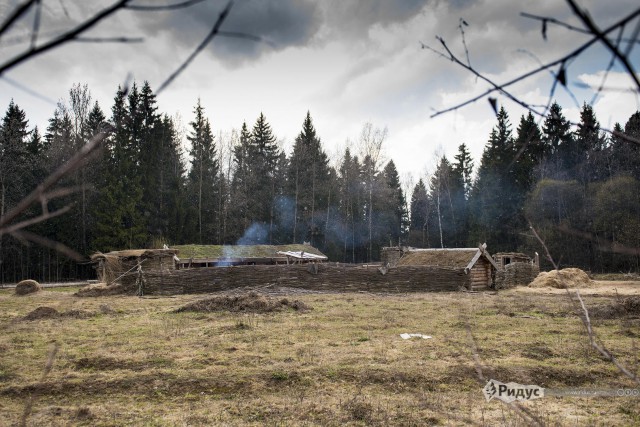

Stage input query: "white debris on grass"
[{"left": 400, "top": 333, "right": 432, "bottom": 340}]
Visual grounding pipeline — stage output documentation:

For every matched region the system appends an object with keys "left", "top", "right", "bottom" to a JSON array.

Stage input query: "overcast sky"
[{"left": 1, "top": 0, "right": 639, "bottom": 184}]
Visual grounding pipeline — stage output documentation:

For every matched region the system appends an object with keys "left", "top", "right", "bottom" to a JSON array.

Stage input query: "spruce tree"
[
  {"left": 92, "top": 86, "right": 146, "bottom": 251},
  {"left": 245, "top": 113, "right": 280, "bottom": 243},
  {"left": 469, "top": 107, "right": 520, "bottom": 250},
  {"left": 287, "top": 112, "right": 331, "bottom": 245},
  {"left": 186, "top": 100, "right": 219, "bottom": 244},
  {"left": 409, "top": 179, "right": 429, "bottom": 247},
  {"left": 229, "top": 122, "right": 252, "bottom": 242},
  {"left": 541, "top": 102, "right": 573, "bottom": 179}
]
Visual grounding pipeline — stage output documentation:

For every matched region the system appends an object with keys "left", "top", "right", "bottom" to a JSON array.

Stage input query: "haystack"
[
  {"left": 528, "top": 268, "right": 593, "bottom": 289},
  {"left": 15, "top": 279, "right": 41, "bottom": 295}
]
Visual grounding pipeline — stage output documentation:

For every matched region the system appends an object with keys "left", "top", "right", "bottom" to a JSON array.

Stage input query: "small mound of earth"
[
  {"left": 590, "top": 296, "right": 640, "bottom": 319},
  {"left": 75, "top": 283, "right": 124, "bottom": 297},
  {"left": 175, "top": 291, "right": 312, "bottom": 314},
  {"left": 23, "top": 306, "right": 59, "bottom": 320},
  {"left": 15, "top": 279, "right": 41, "bottom": 295},
  {"left": 22, "top": 306, "right": 94, "bottom": 321},
  {"left": 529, "top": 268, "right": 593, "bottom": 289}
]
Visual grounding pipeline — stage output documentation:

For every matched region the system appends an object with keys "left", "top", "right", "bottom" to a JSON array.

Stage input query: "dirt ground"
[{"left": 0, "top": 280, "right": 639, "bottom": 426}]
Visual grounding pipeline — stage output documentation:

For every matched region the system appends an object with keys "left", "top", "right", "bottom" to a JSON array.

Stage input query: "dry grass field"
[{"left": 1, "top": 282, "right": 639, "bottom": 426}]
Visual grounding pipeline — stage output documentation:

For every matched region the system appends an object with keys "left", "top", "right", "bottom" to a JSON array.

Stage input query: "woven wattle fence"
[
  {"left": 494, "top": 263, "right": 540, "bottom": 289},
  {"left": 121, "top": 263, "right": 471, "bottom": 295}
]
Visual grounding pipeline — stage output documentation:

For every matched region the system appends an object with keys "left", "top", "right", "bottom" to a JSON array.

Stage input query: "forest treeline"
[{"left": 1, "top": 82, "right": 639, "bottom": 282}]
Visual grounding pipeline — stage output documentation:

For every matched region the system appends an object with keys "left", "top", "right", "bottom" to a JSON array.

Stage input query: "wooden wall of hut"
[
  {"left": 122, "top": 263, "right": 473, "bottom": 295},
  {"left": 469, "top": 259, "right": 492, "bottom": 290}
]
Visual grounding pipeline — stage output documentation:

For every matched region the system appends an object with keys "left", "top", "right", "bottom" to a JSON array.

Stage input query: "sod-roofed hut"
[
  {"left": 91, "top": 249, "right": 178, "bottom": 286},
  {"left": 171, "top": 244, "right": 327, "bottom": 268},
  {"left": 395, "top": 244, "right": 498, "bottom": 290}
]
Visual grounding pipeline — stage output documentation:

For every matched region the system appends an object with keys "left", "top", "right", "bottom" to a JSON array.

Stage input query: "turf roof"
[{"left": 171, "top": 244, "right": 326, "bottom": 260}]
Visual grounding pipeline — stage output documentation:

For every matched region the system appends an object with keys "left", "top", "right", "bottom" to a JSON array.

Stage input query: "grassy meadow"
[{"left": 0, "top": 282, "right": 639, "bottom": 426}]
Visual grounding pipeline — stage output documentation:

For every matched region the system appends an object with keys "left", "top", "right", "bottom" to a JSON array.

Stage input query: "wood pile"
[
  {"left": 494, "top": 263, "right": 540, "bottom": 289},
  {"left": 134, "top": 263, "right": 471, "bottom": 295}
]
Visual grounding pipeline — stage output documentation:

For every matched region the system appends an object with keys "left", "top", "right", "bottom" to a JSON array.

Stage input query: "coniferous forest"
[{"left": 1, "top": 81, "right": 639, "bottom": 283}]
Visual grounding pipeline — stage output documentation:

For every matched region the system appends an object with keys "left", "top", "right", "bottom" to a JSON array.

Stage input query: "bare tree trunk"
[
  {"left": 437, "top": 189, "right": 443, "bottom": 249},
  {"left": 293, "top": 163, "right": 299, "bottom": 243}
]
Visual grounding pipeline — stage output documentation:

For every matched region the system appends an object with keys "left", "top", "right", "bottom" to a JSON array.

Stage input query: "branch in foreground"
[
  {"left": 575, "top": 290, "right": 640, "bottom": 385},
  {"left": 556, "top": 224, "right": 640, "bottom": 257},
  {"left": 425, "top": 6, "right": 640, "bottom": 119},
  {"left": 0, "top": 126, "right": 111, "bottom": 235}
]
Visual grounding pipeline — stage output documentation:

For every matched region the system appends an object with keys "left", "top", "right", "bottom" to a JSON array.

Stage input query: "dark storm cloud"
[
  {"left": 133, "top": 0, "right": 439, "bottom": 65},
  {"left": 132, "top": 0, "right": 321, "bottom": 65}
]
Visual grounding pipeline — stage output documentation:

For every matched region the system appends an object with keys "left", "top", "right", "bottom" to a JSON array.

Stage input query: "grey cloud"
[
  {"left": 319, "top": 0, "right": 430, "bottom": 39},
  {"left": 131, "top": 0, "right": 321, "bottom": 66}
]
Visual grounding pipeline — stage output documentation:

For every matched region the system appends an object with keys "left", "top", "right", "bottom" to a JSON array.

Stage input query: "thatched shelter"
[
  {"left": 171, "top": 244, "right": 327, "bottom": 268},
  {"left": 392, "top": 244, "right": 498, "bottom": 290},
  {"left": 91, "top": 249, "right": 178, "bottom": 287}
]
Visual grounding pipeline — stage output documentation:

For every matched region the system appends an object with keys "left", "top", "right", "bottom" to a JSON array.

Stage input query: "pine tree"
[
  {"left": 229, "top": 122, "right": 253, "bottom": 242},
  {"left": 568, "top": 103, "right": 605, "bottom": 182},
  {"left": 469, "top": 107, "right": 520, "bottom": 250},
  {"left": 453, "top": 143, "right": 473, "bottom": 200},
  {"left": 409, "top": 179, "right": 429, "bottom": 247},
  {"left": 513, "top": 112, "right": 543, "bottom": 192},
  {"left": 92, "top": 86, "right": 146, "bottom": 251},
  {"left": 186, "top": 100, "right": 219, "bottom": 244},
  {"left": 624, "top": 111, "right": 640, "bottom": 180},
  {"left": 338, "top": 148, "right": 364, "bottom": 262},
  {"left": 541, "top": 102, "right": 573, "bottom": 179},
  {"left": 287, "top": 112, "right": 331, "bottom": 245},
  {"left": 380, "top": 160, "right": 407, "bottom": 246},
  {"left": 245, "top": 113, "right": 280, "bottom": 243}
]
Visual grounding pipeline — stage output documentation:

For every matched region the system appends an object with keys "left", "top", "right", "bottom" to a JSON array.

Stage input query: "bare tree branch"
[
  {"left": 0, "top": 0, "right": 130, "bottom": 76},
  {"left": 566, "top": 0, "right": 640, "bottom": 91},
  {"left": 125, "top": 0, "right": 209, "bottom": 11},
  {"left": 0, "top": 0, "right": 37, "bottom": 38},
  {"left": 74, "top": 36, "right": 144, "bottom": 43},
  {"left": 575, "top": 291, "right": 640, "bottom": 385},
  {"left": 556, "top": 224, "right": 640, "bottom": 257},
  {"left": 0, "top": 126, "right": 112, "bottom": 230},
  {"left": 156, "top": 0, "right": 234, "bottom": 94},
  {"left": 9, "top": 230, "right": 84, "bottom": 261},
  {"left": 425, "top": 6, "right": 640, "bottom": 119}
]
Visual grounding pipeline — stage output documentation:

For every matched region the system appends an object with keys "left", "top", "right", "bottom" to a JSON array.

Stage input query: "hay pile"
[
  {"left": 529, "top": 268, "right": 593, "bottom": 289},
  {"left": 175, "top": 291, "right": 312, "bottom": 314},
  {"left": 75, "top": 283, "right": 125, "bottom": 297},
  {"left": 15, "top": 279, "right": 41, "bottom": 295}
]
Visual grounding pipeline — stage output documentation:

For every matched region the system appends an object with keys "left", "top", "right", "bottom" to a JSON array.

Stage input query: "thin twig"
[
  {"left": 29, "top": 0, "right": 42, "bottom": 49},
  {"left": 0, "top": 126, "right": 111, "bottom": 229},
  {"left": 0, "top": 0, "right": 130, "bottom": 76},
  {"left": 0, "top": 0, "right": 37, "bottom": 38},
  {"left": 566, "top": 0, "right": 640, "bottom": 91},
  {"left": 156, "top": 0, "right": 234, "bottom": 94},
  {"left": 10, "top": 229, "right": 84, "bottom": 261},
  {"left": 125, "top": 0, "right": 209, "bottom": 11},
  {"left": 74, "top": 36, "right": 144, "bottom": 43},
  {"left": 19, "top": 342, "right": 59, "bottom": 427},
  {"left": 427, "top": 6, "right": 640, "bottom": 118},
  {"left": 575, "top": 291, "right": 640, "bottom": 384}
]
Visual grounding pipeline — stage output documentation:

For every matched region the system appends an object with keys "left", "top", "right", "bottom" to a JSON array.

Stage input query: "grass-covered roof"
[{"left": 171, "top": 244, "right": 325, "bottom": 260}]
